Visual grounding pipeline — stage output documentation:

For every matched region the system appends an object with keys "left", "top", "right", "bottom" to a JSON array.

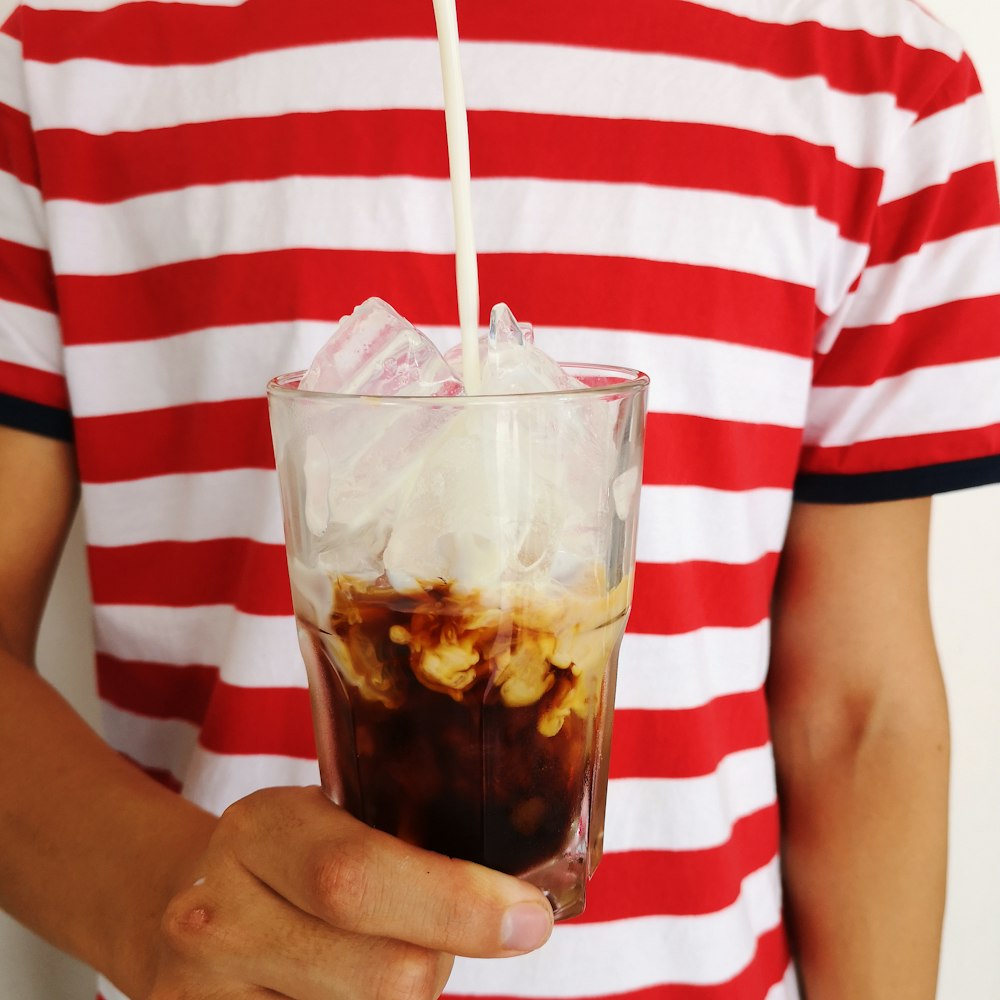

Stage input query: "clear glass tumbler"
[{"left": 267, "top": 364, "right": 648, "bottom": 919}]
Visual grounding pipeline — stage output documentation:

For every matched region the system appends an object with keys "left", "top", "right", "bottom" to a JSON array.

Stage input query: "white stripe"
[
  {"left": 878, "top": 94, "right": 998, "bottom": 205},
  {"left": 804, "top": 356, "right": 1000, "bottom": 447},
  {"left": 690, "top": 0, "right": 962, "bottom": 59},
  {"left": 93, "top": 605, "right": 306, "bottom": 688},
  {"left": 24, "top": 39, "right": 908, "bottom": 168},
  {"left": 0, "top": 298, "right": 63, "bottom": 375},
  {"left": 183, "top": 746, "right": 320, "bottom": 816},
  {"left": 81, "top": 475, "right": 790, "bottom": 565},
  {"left": 615, "top": 624, "right": 772, "bottom": 711},
  {"left": 113, "top": 730, "right": 774, "bottom": 854},
  {"left": 65, "top": 319, "right": 334, "bottom": 417},
  {"left": 82, "top": 469, "right": 286, "bottom": 546},
  {"left": 99, "top": 700, "right": 199, "bottom": 778},
  {"left": 98, "top": 734, "right": 320, "bottom": 817},
  {"left": 45, "top": 176, "right": 856, "bottom": 292},
  {"left": 66, "top": 322, "right": 814, "bottom": 428},
  {"left": 448, "top": 857, "right": 784, "bottom": 997},
  {"left": 844, "top": 226, "right": 1000, "bottom": 329},
  {"left": 627, "top": 331, "right": 810, "bottom": 427},
  {"left": 96, "top": 979, "right": 127, "bottom": 1000},
  {"left": 490, "top": 323, "right": 814, "bottom": 429},
  {"left": 0, "top": 32, "right": 27, "bottom": 115},
  {"left": 0, "top": 168, "right": 47, "bottom": 250},
  {"left": 604, "top": 746, "right": 776, "bottom": 854},
  {"left": 774, "top": 963, "right": 803, "bottom": 1000},
  {"left": 637, "top": 485, "right": 791, "bottom": 564}
]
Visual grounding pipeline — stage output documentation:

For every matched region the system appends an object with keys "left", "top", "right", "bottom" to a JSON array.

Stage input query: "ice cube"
[
  {"left": 380, "top": 304, "right": 621, "bottom": 592},
  {"left": 300, "top": 297, "right": 463, "bottom": 396},
  {"left": 292, "top": 299, "right": 621, "bottom": 593},
  {"left": 298, "top": 404, "right": 451, "bottom": 573},
  {"left": 382, "top": 402, "right": 568, "bottom": 594},
  {"left": 612, "top": 465, "right": 641, "bottom": 520},
  {"left": 442, "top": 303, "right": 582, "bottom": 395},
  {"left": 292, "top": 299, "right": 464, "bottom": 572},
  {"left": 442, "top": 312, "right": 533, "bottom": 378},
  {"left": 480, "top": 303, "right": 584, "bottom": 395}
]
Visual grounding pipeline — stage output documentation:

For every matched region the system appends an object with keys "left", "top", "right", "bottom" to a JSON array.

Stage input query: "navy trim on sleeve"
[
  {"left": 794, "top": 453, "right": 1000, "bottom": 504},
  {"left": 0, "top": 393, "right": 73, "bottom": 442}
]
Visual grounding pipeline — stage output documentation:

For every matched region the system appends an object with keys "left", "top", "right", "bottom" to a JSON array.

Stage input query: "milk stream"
[{"left": 431, "top": 0, "right": 482, "bottom": 394}]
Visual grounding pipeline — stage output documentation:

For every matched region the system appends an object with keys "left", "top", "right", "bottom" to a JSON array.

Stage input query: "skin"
[
  {"left": 0, "top": 424, "right": 553, "bottom": 999},
  {"left": 768, "top": 498, "right": 948, "bottom": 999},
  {"left": 0, "top": 423, "right": 948, "bottom": 998}
]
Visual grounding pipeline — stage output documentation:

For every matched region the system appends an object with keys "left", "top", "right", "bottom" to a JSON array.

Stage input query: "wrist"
[{"left": 98, "top": 793, "right": 217, "bottom": 999}]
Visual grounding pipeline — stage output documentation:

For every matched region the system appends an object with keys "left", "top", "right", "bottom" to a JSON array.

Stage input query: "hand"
[{"left": 146, "top": 786, "right": 554, "bottom": 1000}]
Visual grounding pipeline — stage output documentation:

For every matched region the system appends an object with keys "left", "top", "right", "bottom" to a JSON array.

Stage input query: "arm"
[
  {"left": 0, "top": 425, "right": 218, "bottom": 990},
  {"left": 767, "top": 498, "right": 948, "bottom": 1000},
  {"left": 0, "top": 425, "right": 552, "bottom": 999}
]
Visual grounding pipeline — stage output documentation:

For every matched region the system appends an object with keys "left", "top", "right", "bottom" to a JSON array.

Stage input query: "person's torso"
[{"left": 12, "top": 2, "right": 965, "bottom": 997}]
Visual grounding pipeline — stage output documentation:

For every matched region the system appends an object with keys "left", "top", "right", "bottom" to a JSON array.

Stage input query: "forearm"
[
  {"left": 773, "top": 671, "right": 949, "bottom": 999},
  {"left": 768, "top": 498, "right": 949, "bottom": 999},
  {"left": 0, "top": 650, "right": 216, "bottom": 997}
]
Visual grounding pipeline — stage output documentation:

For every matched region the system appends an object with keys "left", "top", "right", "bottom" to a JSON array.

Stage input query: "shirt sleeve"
[
  {"left": 795, "top": 50, "right": 1000, "bottom": 504},
  {"left": 0, "top": 7, "right": 71, "bottom": 442}
]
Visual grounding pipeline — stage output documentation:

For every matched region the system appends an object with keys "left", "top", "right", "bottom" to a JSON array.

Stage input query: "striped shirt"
[{"left": 2, "top": 1, "right": 1000, "bottom": 998}]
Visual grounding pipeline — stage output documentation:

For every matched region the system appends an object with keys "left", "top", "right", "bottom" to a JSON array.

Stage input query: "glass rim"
[{"left": 266, "top": 362, "right": 650, "bottom": 404}]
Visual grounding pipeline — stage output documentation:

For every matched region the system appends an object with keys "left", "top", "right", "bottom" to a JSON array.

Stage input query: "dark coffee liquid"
[{"left": 301, "top": 581, "right": 606, "bottom": 876}]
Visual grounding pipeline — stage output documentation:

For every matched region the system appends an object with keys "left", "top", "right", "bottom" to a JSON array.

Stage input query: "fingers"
[
  {"left": 222, "top": 786, "right": 553, "bottom": 959},
  {"left": 157, "top": 851, "right": 454, "bottom": 1000}
]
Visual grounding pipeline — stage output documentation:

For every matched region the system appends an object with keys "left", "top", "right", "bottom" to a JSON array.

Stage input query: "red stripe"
[
  {"left": 644, "top": 412, "right": 802, "bottom": 491},
  {"left": 0, "top": 358, "right": 68, "bottom": 410},
  {"left": 73, "top": 399, "right": 801, "bottom": 491},
  {"left": 120, "top": 753, "right": 183, "bottom": 795},
  {"left": 628, "top": 555, "right": 779, "bottom": 635},
  {"left": 0, "top": 101, "right": 40, "bottom": 188},
  {"left": 89, "top": 542, "right": 775, "bottom": 635},
  {"left": 814, "top": 295, "right": 1000, "bottom": 388},
  {"left": 54, "top": 248, "right": 449, "bottom": 345},
  {"left": 140, "top": 765, "right": 183, "bottom": 795},
  {"left": 199, "top": 682, "right": 315, "bottom": 759},
  {"left": 87, "top": 538, "right": 293, "bottom": 616},
  {"left": 97, "top": 653, "right": 218, "bottom": 725},
  {"left": 18, "top": 0, "right": 962, "bottom": 113},
  {"left": 800, "top": 421, "right": 1000, "bottom": 476},
  {"left": 0, "top": 8, "right": 20, "bottom": 41},
  {"left": 867, "top": 163, "right": 1000, "bottom": 267},
  {"left": 57, "top": 250, "right": 814, "bottom": 357},
  {"left": 583, "top": 805, "right": 779, "bottom": 920},
  {"left": 113, "top": 674, "right": 278, "bottom": 758},
  {"left": 445, "top": 924, "right": 790, "bottom": 999},
  {"left": 610, "top": 694, "right": 771, "bottom": 781},
  {"left": 36, "top": 111, "right": 879, "bottom": 241},
  {"left": 0, "top": 237, "right": 57, "bottom": 313},
  {"left": 111, "top": 663, "right": 767, "bottom": 780},
  {"left": 75, "top": 398, "right": 274, "bottom": 484},
  {"left": 916, "top": 52, "right": 982, "bottom": 121},
  {"left": 88, "top": 546, "right": 777, "bottom": 636}
]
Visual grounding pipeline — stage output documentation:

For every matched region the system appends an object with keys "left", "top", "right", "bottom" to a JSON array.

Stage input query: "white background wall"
[{"left": 1, "top": 1, "right": 999, "bottom": 997}]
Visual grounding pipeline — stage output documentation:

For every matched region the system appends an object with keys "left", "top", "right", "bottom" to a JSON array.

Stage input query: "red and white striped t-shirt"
[{"left": 2, "top": 1, "right": 1000, "bottom": 998}]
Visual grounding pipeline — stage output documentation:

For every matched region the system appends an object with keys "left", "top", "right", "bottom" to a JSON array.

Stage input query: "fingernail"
[{"left": 501, "top": 901, "right": 552, "bottom": 952}]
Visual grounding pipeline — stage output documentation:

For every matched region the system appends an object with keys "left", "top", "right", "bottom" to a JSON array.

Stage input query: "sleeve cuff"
[
  {"left": 0, "top": 392, "right": 73, "bottom": 442},
  {"left": 793, "top": 452, "right": 1000, "bottom": 504}
]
